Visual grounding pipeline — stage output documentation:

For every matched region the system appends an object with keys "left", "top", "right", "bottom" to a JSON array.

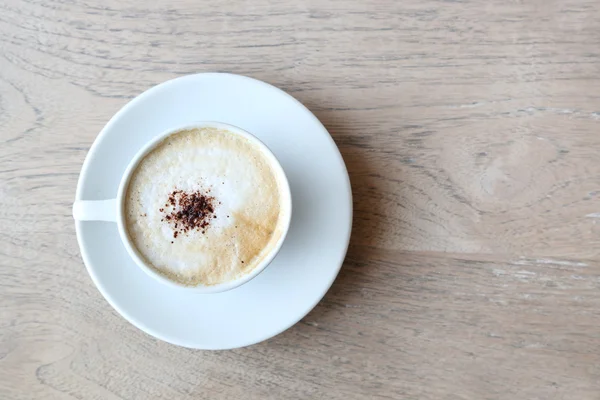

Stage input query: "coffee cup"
[{"left": 73, "top": 122, "right": 292, "bottom": 294}]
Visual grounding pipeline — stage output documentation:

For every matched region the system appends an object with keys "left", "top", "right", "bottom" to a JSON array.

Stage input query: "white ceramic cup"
[{"left": 73, "top": 121, "right": 292, "bottom": 294}]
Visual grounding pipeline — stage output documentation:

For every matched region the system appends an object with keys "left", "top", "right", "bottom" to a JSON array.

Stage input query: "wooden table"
[{"left": 1, "top": 0, "right": 599, "bottom": 398}]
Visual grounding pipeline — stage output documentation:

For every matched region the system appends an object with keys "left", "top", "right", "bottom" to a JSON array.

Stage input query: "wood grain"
[{"left": 1, "top": 0, "right": 600, "bottom": 398}]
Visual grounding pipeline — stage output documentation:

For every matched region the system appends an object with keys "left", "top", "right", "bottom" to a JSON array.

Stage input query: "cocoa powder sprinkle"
[{"left": 159, "top": 188, "right": 216, "bottom": 239}]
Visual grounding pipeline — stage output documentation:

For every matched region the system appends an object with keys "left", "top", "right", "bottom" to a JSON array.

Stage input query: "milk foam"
[{"left": 124, "top": 127, "right": 288, "bottom": 286}]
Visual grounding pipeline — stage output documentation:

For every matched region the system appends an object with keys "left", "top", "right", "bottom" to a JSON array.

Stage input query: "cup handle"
[{"left": 72, "top": 199, "right": 117, "bottom": 222}]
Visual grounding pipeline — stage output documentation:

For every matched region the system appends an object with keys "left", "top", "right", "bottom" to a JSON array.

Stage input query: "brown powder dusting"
[{"left": 159, "top": 189, "right": 216, "bottom": 239}]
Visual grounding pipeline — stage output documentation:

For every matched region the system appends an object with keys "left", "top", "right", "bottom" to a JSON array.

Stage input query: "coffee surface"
[{"left": 124, "top": 127, "right": 287, "bottom": 286}]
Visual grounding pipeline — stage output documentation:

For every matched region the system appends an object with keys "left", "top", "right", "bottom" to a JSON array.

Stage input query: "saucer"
[{"left": 74, "top": 73, "right": 352, "bottom": 349}]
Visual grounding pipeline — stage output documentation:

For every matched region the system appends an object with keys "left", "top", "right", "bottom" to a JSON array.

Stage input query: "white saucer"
[{"left": 75, "top": 73, "right": 352, "bottom": 349}]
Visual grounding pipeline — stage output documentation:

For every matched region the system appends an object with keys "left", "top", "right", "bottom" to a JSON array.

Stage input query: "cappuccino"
[{"left": 124, "top": 127, "right": 289, "bottom": 286}]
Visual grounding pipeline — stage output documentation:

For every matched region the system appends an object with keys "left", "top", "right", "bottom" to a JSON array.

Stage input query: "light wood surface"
[{"left": 1, "top": 0, "right": 600, "bottom": 398}]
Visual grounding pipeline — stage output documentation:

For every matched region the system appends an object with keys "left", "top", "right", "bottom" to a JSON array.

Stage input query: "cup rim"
[{"left": 115, "top": 121, "right": 292, "bottom": 294}]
